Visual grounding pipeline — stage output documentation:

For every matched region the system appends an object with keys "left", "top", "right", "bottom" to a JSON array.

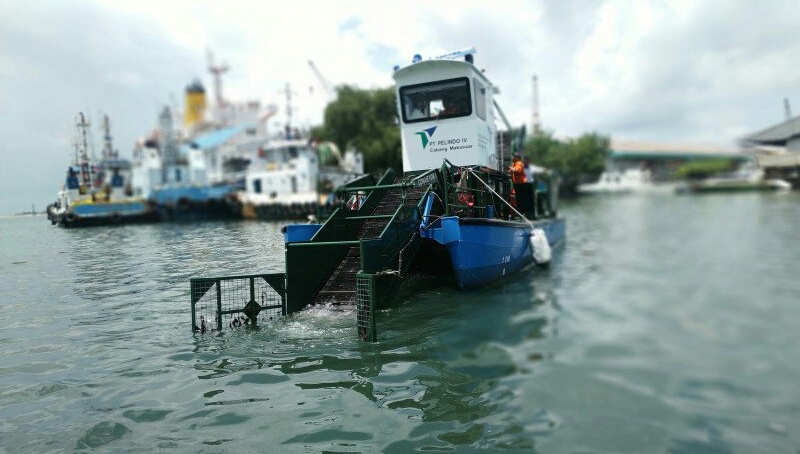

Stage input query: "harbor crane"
[{"left": 308, "top": 59, "right": 333, "bottom": 99}]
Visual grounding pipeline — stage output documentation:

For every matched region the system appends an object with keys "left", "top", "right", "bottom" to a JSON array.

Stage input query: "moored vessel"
[
  {"left": 677, "top": 165, "right": 792, "bottom": 194},
  {"left": 238, "top": 139, "right": 364, "bottom": 221},
  {"left": 48, "top": 113, "right": 156, "bottom": 228},
  {"left": 578, "top": 168, "right": 653, "bottom": 194}
]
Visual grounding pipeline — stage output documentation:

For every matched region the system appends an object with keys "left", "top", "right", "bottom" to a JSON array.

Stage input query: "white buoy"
[{"left": 530, "top": 228, "right": 551, "bottom": 265}]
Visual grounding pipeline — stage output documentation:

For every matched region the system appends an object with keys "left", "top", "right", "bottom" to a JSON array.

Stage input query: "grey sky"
[{"left": 1, "top": 0, "right": 798, "bottom": 215}]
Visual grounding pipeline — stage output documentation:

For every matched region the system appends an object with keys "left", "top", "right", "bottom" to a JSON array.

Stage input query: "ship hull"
[
  {"left": 420, "top": 216, "right": 565, "bottom": 287},
  {"left": 55, "top": 201, "right": 157, "bottom": 228},
  {"left": 150, "top": 184, "right": 241, "bottom": 221}
]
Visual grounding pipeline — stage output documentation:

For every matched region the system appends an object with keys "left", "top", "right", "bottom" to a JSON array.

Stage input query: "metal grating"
[
  {"left": 190, "top": 274, "right": 286, "bottom": 332},
  {"left": 310, "top": 247, "right": 360, "bottom": 306},
  {"left": 312, "top": 178, "right": 429, "bottom": 310},
  {"left": 356, "top": 273, "right": 376, "bottom": 342}
]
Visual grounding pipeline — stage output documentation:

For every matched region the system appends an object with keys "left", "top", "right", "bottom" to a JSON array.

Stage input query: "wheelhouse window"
[
  {"left": 473, "top": 78, "right": 486, "bottom": 120},
  {"left": 400, "top": 77, "right": 472, "bottom": 123}
]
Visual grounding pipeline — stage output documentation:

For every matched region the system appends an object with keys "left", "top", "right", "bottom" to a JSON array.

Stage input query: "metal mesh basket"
[{"left": 191, "top": 274, "right": 286, "bottom": 332}]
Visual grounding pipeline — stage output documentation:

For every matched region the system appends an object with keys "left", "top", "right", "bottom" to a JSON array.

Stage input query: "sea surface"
[{"left": 1, "top": 191, "right": 799, "bottom": 453}]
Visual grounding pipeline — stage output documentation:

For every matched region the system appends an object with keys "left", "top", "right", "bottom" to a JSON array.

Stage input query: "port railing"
[{"left": 285, "top": 169, "right": 401, "bottom": 314}]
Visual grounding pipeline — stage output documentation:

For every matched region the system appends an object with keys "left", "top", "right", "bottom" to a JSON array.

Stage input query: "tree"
[
  {"left": 316, "top": 85, "right": 402, "bottom": 173},
  {"left": 523, "top": 131, "right": 610, "bottom": 194}
]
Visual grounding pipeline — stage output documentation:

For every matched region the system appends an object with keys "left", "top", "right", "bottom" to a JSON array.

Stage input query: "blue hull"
[
  {"left": 71, "top": 201, "right": 150, "bottom": 217},
  {"left": 58, "top": 201, "right": 158, "bottom": 228},
  {"left": 150, "top": 184, "right": 241, "bottom": 221},
  {"left": 420, "top": 216, "right": 566, "bottom": 287}
]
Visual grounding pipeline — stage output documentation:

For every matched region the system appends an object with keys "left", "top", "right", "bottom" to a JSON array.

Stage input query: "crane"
[{"left": 308, "top": 59, "right": 333, "bottom": 99}]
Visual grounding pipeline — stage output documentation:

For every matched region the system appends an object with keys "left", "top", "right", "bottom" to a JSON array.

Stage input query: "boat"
[
  {"left": 238, "top": 139, "right": 364, "bottom": 221},
  {"left": 131, "top": 105, "right": 243, "bottom": 222},
  {"left": 48, "top": 113, "right": 156, "bottom": 228},
  {"left": 578, "top": 168, "right": 653, "bottom": 193},
  {"left": 678, "top": 165, "right": 792, "bottom": 194},
  {"left": 189, "top": 48, "right": 565, "bottom": 341}
]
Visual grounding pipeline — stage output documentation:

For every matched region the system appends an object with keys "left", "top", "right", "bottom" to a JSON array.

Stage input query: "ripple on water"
[
  {"left": 75, "top": 421, "right": 131, "bottom": 449},
  {"left": 2, "top": 198, "right": 800, "bottom": 452}
]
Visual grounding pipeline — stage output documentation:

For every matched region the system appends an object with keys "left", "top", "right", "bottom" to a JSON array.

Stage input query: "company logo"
[{"left": 415, "top": 126, "right": 437, "bottom": 149}]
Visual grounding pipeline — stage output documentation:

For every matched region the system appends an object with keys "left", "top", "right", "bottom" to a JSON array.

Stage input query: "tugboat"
[
  {"left": 189, "top": 48, "right": 565, "bottom": 341},
  {"left": 238, "top": 138, "right": 364, "bottom": 221},
  {"left": 48, "top": 113, "right": 156, "bottom": 228}
]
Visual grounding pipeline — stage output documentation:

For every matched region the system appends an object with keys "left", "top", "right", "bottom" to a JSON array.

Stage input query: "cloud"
[
  {"left": 1, "top": 0, "right": 798, "bottom": 214},
  {"left": 0, "top": 1, "right": 198, "bottom": 214},
  {"left": 102, "top": 71, "right": 149, "bottom": 89}
]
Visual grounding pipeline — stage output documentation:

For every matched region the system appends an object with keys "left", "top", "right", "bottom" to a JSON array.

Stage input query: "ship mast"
[
  {"left": 531, "top": 75, "right": 541, "bottom": 135},
  {"left": 159, "top": 107, "right": 179, "bottom": 166},
  {"left": 101, "top": 114, "right": 115, "bottom": 160},
  {"left": 283, "top": 82, "right": 294, "bottom": 132},
  {"left": 76, "top": 112, "right": 91, "bottom": 186},
  {"left": 72, "top": 136, "right": 81, "bottom": 167},
  {"left": 207, "top": 49, "right": 229, "bottom": 108}
]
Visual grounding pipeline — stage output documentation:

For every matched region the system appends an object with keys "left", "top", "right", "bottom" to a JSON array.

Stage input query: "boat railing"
[
  {"left": 439, "top": 162, "right": 508, "bottom": 220},
  {"left": 359, "top": 184, "right": 433, "bottom": 274},
  {"left": 283, "top": 168, "right": 400, "bottom": 314},
  {"left": 308, "top": 169, "right": 393, "bottom": 243}
]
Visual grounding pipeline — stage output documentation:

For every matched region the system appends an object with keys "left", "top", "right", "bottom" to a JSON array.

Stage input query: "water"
[{"left": 2, "top": 192, "right": 800, "bottom": 453}]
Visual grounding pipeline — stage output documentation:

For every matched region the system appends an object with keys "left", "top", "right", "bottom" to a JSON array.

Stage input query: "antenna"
[
  {"left": 207, "top": 49, "right": 229, "bottom": 107},
  {"left": 531, "top": 75, "right": 541, "bottom": 135},
  {"left": 785, "top": 98, "right": 793, "bottom": 121},
  {"left": 282, "top": 82, "right": 298, "bottom": 132}
]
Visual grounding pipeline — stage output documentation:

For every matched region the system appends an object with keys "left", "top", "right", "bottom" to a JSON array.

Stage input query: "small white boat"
[
  {"left": 578, "top": 168, "right": 653, "bottom": 194},
  {"left": 679, "top": 167, "right": 792, "bottom": 194}
]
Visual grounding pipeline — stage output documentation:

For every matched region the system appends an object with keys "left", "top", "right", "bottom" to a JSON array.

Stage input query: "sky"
[{"left": 1, "top": 0, "right": 798, "bottom": 215}]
